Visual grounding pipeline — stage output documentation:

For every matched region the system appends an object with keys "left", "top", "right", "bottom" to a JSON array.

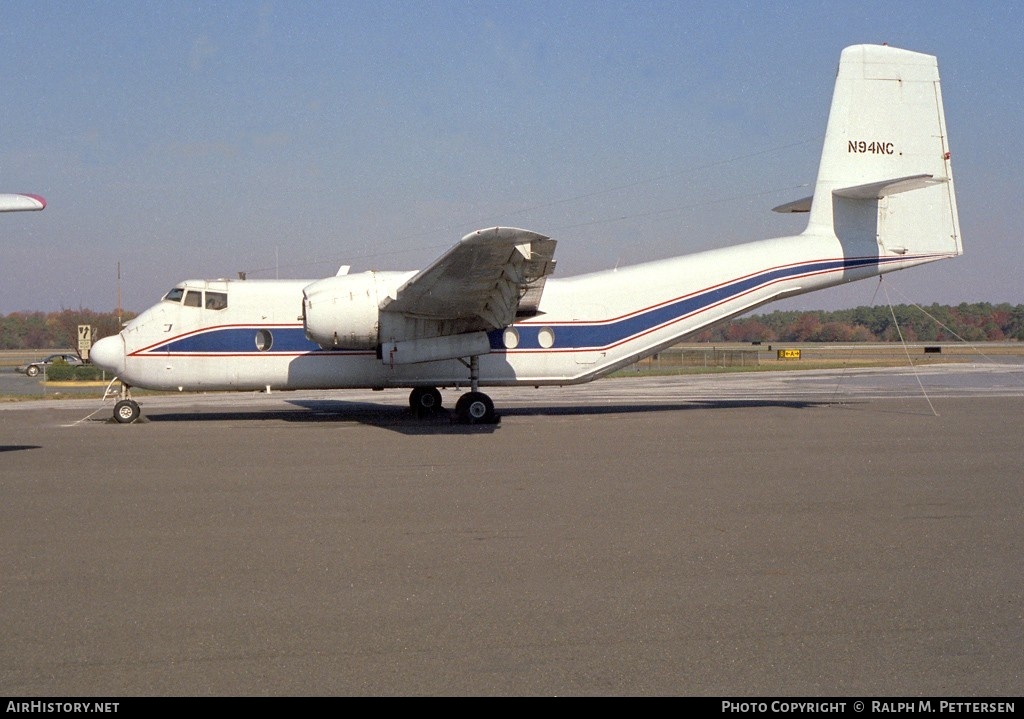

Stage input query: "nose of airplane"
[{"left": 90, "top": 335, "right": 126, "bottom": 375}]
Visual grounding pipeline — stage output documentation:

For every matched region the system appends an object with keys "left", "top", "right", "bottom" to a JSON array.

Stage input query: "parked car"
[{"left": 16, "top": 353, "right": 84, "bottom": 377}]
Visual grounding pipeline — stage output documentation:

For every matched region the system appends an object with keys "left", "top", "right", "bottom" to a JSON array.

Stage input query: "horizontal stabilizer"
[
  {"left": 774, "top": 174, "right": 946, "bottom": 213},
  {"left": 832, "top": 174, "right": 946, "bottom": 200},
  {"left": 772, "top": 196, "right": 813, "bottom": 214}
]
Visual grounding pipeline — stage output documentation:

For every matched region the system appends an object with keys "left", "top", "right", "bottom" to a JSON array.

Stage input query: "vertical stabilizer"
[{"left": 803, "top": 45, "right": 961, "bottom": 260}]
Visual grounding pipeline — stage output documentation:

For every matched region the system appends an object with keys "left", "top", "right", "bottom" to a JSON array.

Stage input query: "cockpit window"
[
  {"left": 163, "top": 287, "right": 185, "bottom": 303},
  {"left": 162, "top": 286, "right": 227, "bottom": 309},
  {"left": 205, "top": 292, "right": 228, "bottom": 310}
]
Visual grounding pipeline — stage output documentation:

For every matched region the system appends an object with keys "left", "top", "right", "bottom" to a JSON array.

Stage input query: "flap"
[{"left": 381, "top": 226, "right": 557, "bottom": 330}]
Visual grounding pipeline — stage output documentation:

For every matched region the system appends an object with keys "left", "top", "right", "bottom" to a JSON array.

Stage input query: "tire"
[
  {"left": 409, "top": 387, "right": 443, "bottom": 416},
  {"left": 114, "top": 399, "right": 141, "bottom": 424},
  {"left": 25, "top": 365, "right": 39, "bottom": 377},
  {"left": 455, "top": 391, "right": 496, "bottom": 424}
]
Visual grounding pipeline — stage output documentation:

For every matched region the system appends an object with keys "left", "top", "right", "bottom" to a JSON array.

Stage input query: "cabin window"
[
  {"left": 163, "top": 287, "right": 185, "bottom": 303},
  {"left": 183, "top": 290, "right": 203, "bottom": 307},
  {"left": 205, "top": 292, "right": 228, "bottom": 310},
  {"left": 503, "top": 327, "right": 520, "bottom": 349},
  {"left": 255, "top": 329, "right": 273, "bottom": 352}
]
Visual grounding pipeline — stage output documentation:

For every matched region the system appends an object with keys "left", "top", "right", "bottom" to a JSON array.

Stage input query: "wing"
[
  {"left": 381, "top": 226, "right": 556, "bottom": 330},
  {"left": 0, "top": 193, "right": 46, "bottom": 212}
]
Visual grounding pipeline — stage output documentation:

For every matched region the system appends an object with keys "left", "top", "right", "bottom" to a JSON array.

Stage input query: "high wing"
[
  {"left": 300, "top": 226, "right": 557, "bottom": 364},
  {"left": 369, "top": 226, "right": 557, "bottom": 365},
  {"left": 381, "top": 226, "right": 556, "bottom": 330}
]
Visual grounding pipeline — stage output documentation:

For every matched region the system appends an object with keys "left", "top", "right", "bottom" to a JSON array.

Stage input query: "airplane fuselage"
[{"left": 96, "top": 229, "right": 952, "bottom": 394}]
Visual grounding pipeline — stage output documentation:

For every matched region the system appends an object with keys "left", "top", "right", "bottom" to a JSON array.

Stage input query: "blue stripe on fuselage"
[
  {"left": 142, "top": 326, "right": 322, "bottom": 354},
  {"left": 489, "top": 255, "right": 891, "bottom": 351}
]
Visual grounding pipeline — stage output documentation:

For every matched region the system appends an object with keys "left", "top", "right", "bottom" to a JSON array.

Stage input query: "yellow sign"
[{"left": 777, "top": 349, "right": 801, "bottom": 360}]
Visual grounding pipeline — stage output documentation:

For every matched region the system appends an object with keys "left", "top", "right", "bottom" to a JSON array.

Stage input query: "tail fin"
[{"left": 778, "top": 45, "right": 962, "bottom": 261}]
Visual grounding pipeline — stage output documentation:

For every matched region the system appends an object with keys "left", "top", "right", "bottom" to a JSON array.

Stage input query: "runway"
[{"left": 1, "top": 363, "right": 1022, "bottom": 696}]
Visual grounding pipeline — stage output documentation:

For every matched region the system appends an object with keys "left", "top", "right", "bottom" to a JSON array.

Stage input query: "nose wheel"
[
  {"left": 106, "top": 380, "right": 142, "bottom": 424},
  {"left": 113, "top": 399, "right": 141, "bottom": 424}
]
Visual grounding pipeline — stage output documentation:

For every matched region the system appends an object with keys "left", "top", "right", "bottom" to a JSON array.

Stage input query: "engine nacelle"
[{"left": 302, "top": 272, "right": 385, "bottom": 350}]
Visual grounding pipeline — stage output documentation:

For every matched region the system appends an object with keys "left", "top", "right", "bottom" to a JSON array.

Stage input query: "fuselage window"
[
  {"left": 163, "top": 287, "right": 185, "bottom": 303},
  {"left": 255, "top": 329, "right": 273, "bottom": 352},
  {"left": 206, "top": 292, "right": 228, "bottom": 310},
  {"left": 183, "top": 290, "right": 203, "bottom": 307}
]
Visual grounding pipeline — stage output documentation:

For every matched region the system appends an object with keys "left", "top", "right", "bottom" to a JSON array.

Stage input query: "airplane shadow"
[
  {"left": 0, "top": 445, "right": 42, "bottom": 452},
  {"left": 134, "top": 398, "right": 832, "bottom": 436},
  {"left": 138, "top": 402, "right": 501, "bottom": 435},
  {"left": 501, "top": 399, "right": 828, "bottom": 416}
]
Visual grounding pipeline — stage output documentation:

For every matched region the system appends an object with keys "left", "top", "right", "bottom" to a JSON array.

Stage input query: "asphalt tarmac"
[{"left": 1, "top": 363, "right": 1022, "bottom": 696}]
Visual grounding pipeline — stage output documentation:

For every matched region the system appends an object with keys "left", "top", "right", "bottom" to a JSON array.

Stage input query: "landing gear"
[
  {"left": 453, "top": 355, "right": 499, "bottom": 424},
  {"left": 409, "top": 387, "right": 443, "bottom": 416},
  {"left": 113, "top": 399, "right": 141, "bottom": 424},
  {"left": 107, "top": 381, "right": 142, "bottom": 424},
  {"left": 405, "top": 357, "right": 499, "bottom": 424},
  {"left": 455, "top": 391, "right": 496, "bottom": 424}
]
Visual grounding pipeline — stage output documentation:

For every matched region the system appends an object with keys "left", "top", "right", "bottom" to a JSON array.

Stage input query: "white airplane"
[
  {"left": 0, "top": 193, "right": 46, "bottom": 212},
  {"left": 91, "top": 44, "right": 962, "bottom": 424}
]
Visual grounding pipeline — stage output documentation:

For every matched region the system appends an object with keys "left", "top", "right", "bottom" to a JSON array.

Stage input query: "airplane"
[
  {"left": 90, "top": 44, "right": 962, "bottom": 424},
  {"left": 0, "top": 193, "right": 46, "bottom": 212}
]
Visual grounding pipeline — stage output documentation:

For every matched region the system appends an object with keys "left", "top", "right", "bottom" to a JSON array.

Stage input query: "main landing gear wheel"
[
  {"left": 113, "top": 399, "right": 141, "bottom": 424},
  {"left": 409, "top": 387, "right": 443, "bottom": 417},
  {"left": 455, "top": 391, "right": 497, "bottom": 424}
]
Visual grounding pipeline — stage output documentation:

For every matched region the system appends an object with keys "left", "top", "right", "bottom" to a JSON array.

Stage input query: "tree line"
[
  {"left": 694, "top": 303, "right": 1024, "bottom": 343},
  {"left": 0, "top": 309, "right": 136, "bottom": 350},
  {"left": 1, "top": 302, "right": 1022, "bottom": 351}
]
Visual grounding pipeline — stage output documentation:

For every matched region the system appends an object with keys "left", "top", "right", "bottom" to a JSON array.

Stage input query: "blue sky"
[{"left": 2, "top": 1, "right": 1022, "bottom": 314}]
